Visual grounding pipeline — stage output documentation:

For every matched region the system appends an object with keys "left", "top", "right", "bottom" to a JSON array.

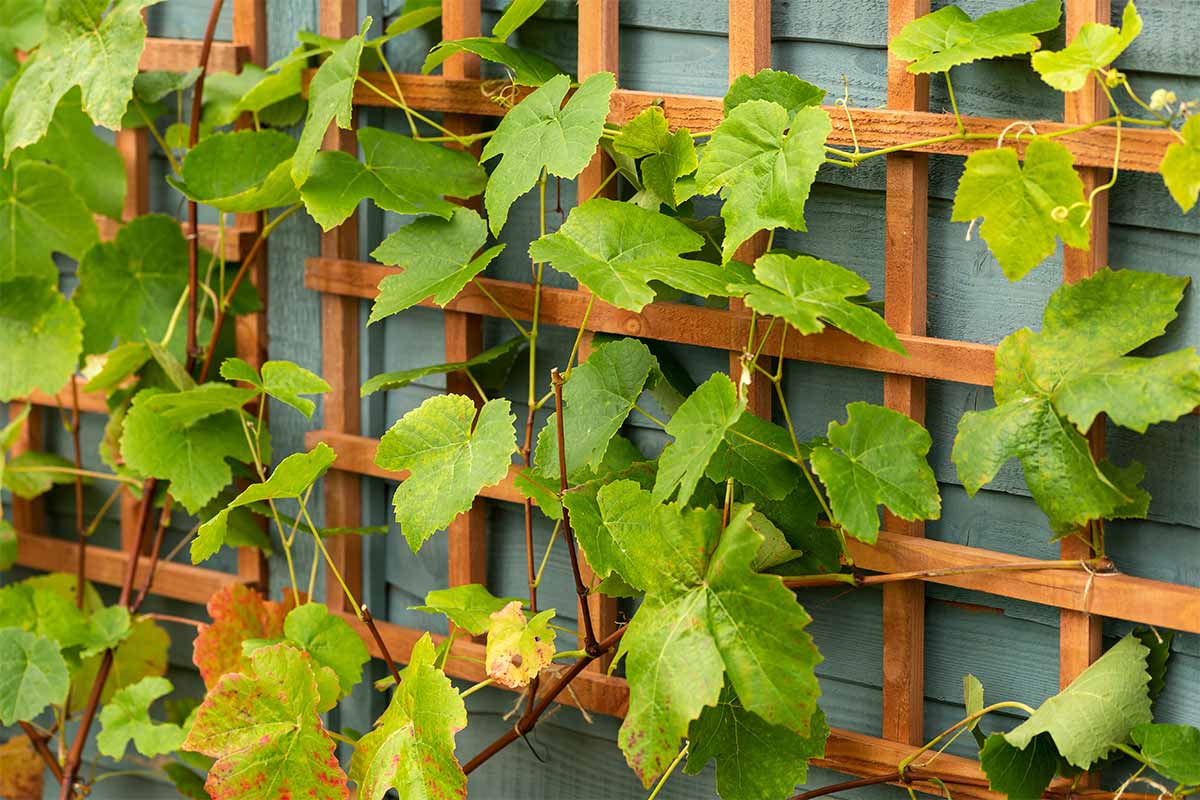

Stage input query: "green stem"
[
  {"left": 647, "top": 742, "right": 689, "bottom": 800},
  {"left": 9, "top": 466, "right": 140, "bottom": 487},
  {"left": 944, "top": 71, "right": 964, "bottom": 134},
  {"left": 471, "top": 278, "right": 530, "bottom": 338},
  {"left": 134, "top": 99, "right": 181, "bottom": 174},
  {"left": 327, "top": 730, "right": 359, "bottom": 746},
  {"left": 584, "top": 168, "right": 619, "bottom": 202},
  {"left": 301, "top": 503, "right": 362, "bottom": 619},
  {"left": 379, "top": 55, "right": 420, "bottom": 138},
  {"left": 564, "top": 294, "right": 596, "bottom": 376},
  {"left": 898, "top": 701, "right": 1037, "bottom": 777},
  {"left": 459, "top": 678, "right": 494, "bottom": 699},
  {"left": 354, "top": 75, "right": 470, "bottom": 144},
  {"left": 532, "top": 520, "right": 560, "bottom": 589},
  {"left": 463, "top": 369, "right": 489, "bottom": 403}
]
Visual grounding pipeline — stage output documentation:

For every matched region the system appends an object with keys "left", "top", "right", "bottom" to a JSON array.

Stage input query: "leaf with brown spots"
[
  {"left": 193, "top": 584, "right": 286, "bottom": 689},
  {"left": 183, "top": 643, "right": 350, "bottom": 800},
  {"left": 483, "top": 601, "right": 555, "bottom": 690},
  {"left": 0, "top": 734, "right": 43, "bottom": 800}
]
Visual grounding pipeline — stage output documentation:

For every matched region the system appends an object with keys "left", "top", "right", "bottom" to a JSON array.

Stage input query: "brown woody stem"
[
  {"left": 20, "top": 721, "right": 64, "bottom": 784},
  {"left": 360, "top": 605, "right": 402, "bottom": 687},
  {"left": 782, "top": 557, "right": 1114, "bottom": 590}
]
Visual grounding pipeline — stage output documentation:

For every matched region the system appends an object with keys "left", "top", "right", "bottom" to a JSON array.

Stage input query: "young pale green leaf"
[
  {"left": 0, "top": 521, "right": 15, "bottom": 571},
  {"left": 291, "top": 24, "right": 368, "bottom": 185},
  {"left": 168, "top": 130, "right": 299, "bottom": 213},
  {"left": 979, "top": 731, "right": 1059, "bottom": 800},
  {"left": 0, "top": 278, "right": 83, "bottom": 402},
  {"left": 0, "top": 160, "right": 98, "bottom": 282},
  {"left": 221, "top": 358, "right": 331, "bottom": 418},
  {"left": 2, "top": 451, "right": 76, "bottom": 499},
  {"left": 361, "top": 336, "right": 525, "bottom": 397},
  {"left": 723, "top": 68, "right": 825, "bottom": 117},
  {"left": 79, "top": 605, "right": 132, "bottom": 658},
  {"left": 1130, "top": 723, "right": 1200, "bottom": 785},
  {"left": 491, "top": 0, "right": 546, "bottom": 38},
  {"left": 1006, "top": 634, "right": 1151, "bottom": 768},
  {"left": 193, "top": 584, "right": 286, "bottom": 690},
  {"left": 140, "top": 383, "right": 258, "bottom": 427},
  {"left": 481, "top": 72, "right": 614, "bottom": 234},
  {"left": 301, "top": 126, "right": 487, "bottom": 230},
  {"left": 612, "top": 107, "right": 697, "bottom": 209},
  {"left": 1032, "top": 0, "right": 1142, "bottom": 91},
  {"left": 422, "top": 38, "right": 562, "bottom": 87},
  {"left": 951, "top": 138, "right": 1088, "bottom": 281},
  {"left": 384, "top": 2, "right": 441, "bottom": 36},
  {"left": 730, "top": 253, "right": 905, "bottom": 354},
  {"left": 376, "top": 394, "right": 517, "bottom": 552},
  {"left": 369, "top": 207, "right": 505, "bottom": 322},
  {"left": 696, "top": 102, "right": 831, "bottom": 262},
  {"left": 485, "top": 601, "right": 555, "bottom": 689},
  {"left": 1160, "top": 115, "right": 1200, "bottom": 214},
  {"left": 96, "top": 676, "right": 185, "bottom": 760},
  {"left": 0, "top": 628, "right": 69, "bottom": 724},
  {"left": 349, "top": 633, "right": 467, "bottom": 800},
  {"left": 2, "top": 0, "right": 158, "bottom": 155},
  {"left": 964, "top": 673, "right": 985, "bottom": 730},
  {"left": 69, "top": 616, "right": 168, "bottom": 706},
  {"left": 283, "top": 602, "right": 369, "bottom": 698},
  {"left": 890, "top": 0, "right": 1061, "bottom": 74},
  {"left": 809, "top": 402, "right": 940, "bottom": 543},
  {"left": 412, "top": 584, "right": 523, "bottom": 636},
  {"left": 653, "top": 373, "right": 744, "bottom": 504},
  {"left": 706, "top": 413, "right": 804, "bottom": 501},
  {"left": 685, "top": 689, "right": 828, "bottom": 800},
  {"left": 183, "top": 643, "right": 351, "bottom": 800},
  {"left": 533, "top": 338, "right": 657, "bottom": 478}
]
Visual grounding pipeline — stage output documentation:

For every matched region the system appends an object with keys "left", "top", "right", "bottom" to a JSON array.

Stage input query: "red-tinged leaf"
[{"left": 193, "top": 584, "right": 286, "bottom": 689}]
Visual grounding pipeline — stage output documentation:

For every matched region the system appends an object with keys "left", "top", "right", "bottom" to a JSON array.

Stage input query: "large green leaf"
[
  {"left": 480, "top": 72, "right": 614, "bottom": 234},
  {"left": 484, "top": 601, "right": 555, "bottom": 689},
  {"left": 422, "top": 38, "right": 562, "bottom": 87},
  {"left": 890, "top": 0, "right": 1061, "bottom": 74},
  {"left": 96, "top": 676, "right": 185, "bottom": 759},
  {"left": 169, "top": 130, "right": 299, "bottom": 214},
  {"left": 723, "top": 69, "right": 824, "bottom": 117},
  {"left": 302, "top": 126, "right": 486, "bottom": 230},
  {"left": 349, "top": 633, "right": 467, "bottom": 800},
  {"left": 283, "top": 602, "right": 368, "bottom": 698},
  {"left": 979, "top": 732, "right": 1059, "bottom": 800},
  {"left": 0, "top": 278, "right": 83, "bottom": 402},
  {"left": 361, "top": 336, "right": 525, "bottom": 397},
  {"left": 1160, "top": 115, "right": 1200, "bottom": 214},
  {"left": 952, "top": 268, "right": 1196, "bottom": 533},
  {"left": 0, "top": 628, "right": 69, "bottom": 724},
  {"left": 1005, "top": 633, "right": 1151, "bottom": 768},
  {"left": 706, "top": 412, "right": 803, "bottom": 501},
  {"left": 183, "top": 643, "right": 350, "bottom": 800},
  {"left": 695, "top": 102, "right": 830, "bottom": 262},
  {"left": 412, "top": 584, "right": 522, "bottom": 636},
  {"left": 951, "top": 138, "right": 1088, "bottom": 281},
  {"left": 1130, "top": 723, "right": 1200, "bottom": 785},
  {"left": 2, "top": 0, "right": 158, "bottom": 155},
  {"left": 0, "top": 159, "right": 98, "bottom": 282},
  {"left": 375, "top": 394, "right": 517, "bottom": 552},
  {"left": 369, "top": 207, "right": 505, "bottom": 322},
  {"left": 291, "top": 24, "right": 368, "bottom": 185},
  {"left": 730, "top": 253, "right": 904, "bottom": 354},
  {"left": 653, "top": 373, "right": 744, "bottom": 504},
  {"left": 810, "top": 402, "right": 940, "bottom": 543},
  {"left": 612, "top": 107, "right": 697, "bottom": 209},
  {"left": 0, "top": 0, "right": 45, "bottom": 51},
  {"left": 1032, "top": 0, "right": 1142, "bottom": 92},
  {"left": 530, "top": 199, "right": 738, "bottom": 311},
  {"left": 560, "top": 459, "right": 657, "bottom": 589}
]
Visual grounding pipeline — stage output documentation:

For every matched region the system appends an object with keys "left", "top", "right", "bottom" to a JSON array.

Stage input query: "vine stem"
[
  {"left": 130, "top": 498, "right": 175, "bottom": 613},
  {"left": 69, "top": 376, "right": 85, "bottom": 609},
  {"left": 898, "top": 700, "right": 1036, "bottom": 777},
  {"left": 790, "top": 773, "right": 903, "bottom": 800},
  {"left": 647, "top": 742, "right": 689, "bottom": 800},
  {"left": 20, "top": 721, "right": 63, "bottom": 783},
  {"left": 6, "top": 465, "right": 141, "bottom": 486},
  {"left": 782, "top": 556, "right": 1114, "bottom": 589}
]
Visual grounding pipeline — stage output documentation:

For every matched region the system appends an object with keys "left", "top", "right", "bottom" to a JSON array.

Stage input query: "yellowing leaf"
[
  {"left": 1160, "top": 115, "right": 1200, "bottom": 214},
  {"left": 412, "top": 584, "right": 523, "bottom": 636},
  {"left": 484, "top": 601, "right": 555, "bottom": 689},
  {"left": 0, "top": 734, "right": 43, "bottom": 800},
  {"left": 193, "top": 584, "right": 286, "bottom": 690}
]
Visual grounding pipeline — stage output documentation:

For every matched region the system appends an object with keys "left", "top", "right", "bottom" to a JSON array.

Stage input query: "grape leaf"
[
  {"left": 183, "top": 643, "right": 351, "bottom": 800},
  {"left": 724, "top": 68, "right": 825, "bottom": 117},
  {"left": 383, "top": 2, "right": 441, "bottom": 37},
  {"left": 221, "top": 358, "right": 331, "bottom": 419},
  {"left": 979, "top": 731, "right": 1059, "bottom": 800},
  {"left": 951, "top": 138, "right": 1088, "bottom": 281},
  {"left": 132, "top": 68, "right": 200, "bottom": 102},
  {"left": 412, "top": 584, "right": 523, "bottom": 636},
  {"left": 480, "top": 72, "right": 614, "bottom": 235},
  {"left": 707, "top": 413, "right": 803, "bottom": 501},
  {"left": 361, "top": 336, "right": 525, "bottom": 397},
  {"left": 0, "top": 521, "right": 14, "bottom": 570},
  {"left": 0, "top": 733, "right": 43, "bottom": 800},
  {"left": 422, "top": 38, "right": 563, "bottom": 87},
  {"left": 533, "top": 338, "right": 656, "bottom": 479},
  {"left": 0, "top": 160, "right": 98, "bottom": 282},
  {"left": 514, "top": 466, "right": 563, "bottom": 520},
  {"left": 560, "top": 461, "right": 657, "bottom": 589},
  {"left": 291, "top": 22, "right": 368, "bottom": 185},
  {"left": 375, "top": 394, "right": 517, "bottom": 552},
  {"left": 0, "top": 0, "right": 44, "bottom": 52},
  {"left": 79, "top": 605, "right": 132, "bottom": 658},
  {"left": 530, "top": 198, "right": 737, "bottom": 311},
  {"left": 730, "top": 252, "right": 905, "bottom": 354},
  {"left": 0, "top": 628, "right": 69, "bottom": 724},
  {"left": 369, "top": 207, "right": 505, "bottom": 322},
  {"left": 193, "top": 584, "right": 286, "bottom": 690},
  {"left": 2, "top": 451, "right": 75, "bottom": 499},
  {"left": 283, "top": 602, "right": 368, "bottom": 698},
  {"left": 163, "top": 763, "right": 208, "bottom": 800},
  {"left": 349, "top": 633, "right": 467, "bottom": 800},
  {"left": 695, "top": 101, "right": 831, "bottom": 262},
  {"left": 168, "top": 130, "right": 299, "bottom": 214},
  {"left": 492, "top": 0, "right": 546, "bottom": 38},
  {"left": 96, "top": 676, "right": 185, "bottom": 759},
  {"left": 653, "top": 373, "right": 744, "bottom": 504},
  {"left": 1160, "top": 115, "right": 1200, "bottom": 214},
  {"left": 1032, "top": 0, "right": 1142, "bottom": 92},
  {"left": 2, "top": 0, "right": 159, "bottom": 156},
  {"left": 70, "top": 616, "right": 168, "bottom": 705},
  {"left": 1005, "top": 633, "right": 1151, "bottom": 768},
  {"left": 301, "top": 126, "right": 487, "bottom": 230},
  {"left": 612, "top": 107, "right": 697, "bottom": 209},
  {"left": 484, "top": 601, "right": 555, "bottom": 689},
  {"left": 1130, "top": 723, "right": 1200, "bottom": 785},
  {"left": 890, "top": 0, "right": 1061, "bottom": 74},
  {"left": 0, "top": 278, "right": 83, "bottom": 402},
  {"left": 140, "top": 383, "right": 257, "bottom": 427}
]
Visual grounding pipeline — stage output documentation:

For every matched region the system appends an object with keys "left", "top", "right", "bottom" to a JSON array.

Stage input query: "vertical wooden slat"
[
  {"left": 321, "top": 0, "right": 363, "bottom": 613},
  {"left": 7, "top": 404, "right": 45, "bottom": 537},
  {"left": 882, "top": 0, "right": 930, "bottom": 747}
]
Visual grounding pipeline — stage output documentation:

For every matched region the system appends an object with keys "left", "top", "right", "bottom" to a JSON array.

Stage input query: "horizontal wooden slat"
[
  {"left": 27, "top": 378, "right": 109, "bottom": 415},
  {"left": 140, "top": 38, "right": 248, "bottom": 73},
  {"left": 96, "top": 216, "right": 258, "bottom": 263},
  {"left": 332, "top": 72, "right": 1176, "bottom": 173}
]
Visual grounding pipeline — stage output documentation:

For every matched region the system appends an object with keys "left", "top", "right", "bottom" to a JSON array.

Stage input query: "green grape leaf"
[
  {"left": 1006, "top": 633, "right": 1151, "bottom": 768},
  {"left": 0, "top": 0, "right": 45, "bottom": 51},
  {"left": 193, "top": 443, "right": 336, "bottom": 563},
  {"left": 183, "top": 643, "right": 350, "bottom": 800},
  {"left": 616, "top": 499, "right": 822, "bottom": 786},
  {"left": 282, "top": 602, "right": 368, "bottom": 698},
  {"left": 653, "top": 373, "right": 744, "bottom": 504},
  {"left": 0, "top": 160, "right": 98, "bottom": 282},
  {"left": 199, "top": 58, "right": 305, "bottom": 131},
  {"left": 951, "top": 138, "right": 1088, "bottom": 281},
  {"left": 685, "top": 688, "right": 828, "bottom": 800},
  {"left": 384, "top": 3, "right": 441, "bottom": 37},
  {"left": 724, "top": 68, "right": 825, "bottom": 117},
  {"left": 612, "top": 107, "right": 697, "bottom": 209},
  {"left": 952, "top": 268, "right": 1195, "bottom": 533},
  {"left": 530, "top": 198, "right": 737, "bottom": 311},
  {"left": 0, "top": 628, "right": 69, "bottom": 724},
  {"left": 168, "top": 130, "right": 299, "bottom": 214},
  {"left": 1032, "top": 0, "right": 1142, "bottom": 92},
  {"left": 890, "top": 0, "right": 1061, "bottom": 74},
  {"left": 560, "top": 461, "right": 657, "bottom": 589},
  {"left": 193, "top": 584, "right": 286, "bottom": 690},
  {"left": 0, "top": 583, "right": 89, "bottom": 648},
  {"left": 964, "top": 673, "right": 985, "bottom": 733},
  {"left": 132, "top": 68, "right": 200, "bottom": 102},
  {"left": 810, "top": 402, "right": 940, "bottom": 543},
  {"left": 730, "top": 253, "right": 905, "bottom": 354},
  {"left": 1134, "top": 628, "right": 1173, "bottom": 702},
  {"left": 492, "top": 0, "right": 546, "bottom": 38},
  {"left": 480, "top": 72, "right": 614, "bottom": 235},
  {"left": 349, "top": 633, "right": 467, "bottom": 800},
  {"left": 70, "top": 616, "right": 168, "bottom": 705},
  {"left": 1130, "top": 723, "right": 1200, "bottom": 785},
  {"left": 514, "top": 466, "right": 562, "bottom": 520},
  {"left": 375, "top": 394, "right": 517, "bottom": 552},
  {"left": 2, "top": 451, "right": 75, "bottom": 499},
  {"left": 2, "top": 0, "right": 158, "bottom": 156},
  {"left": 533, "top": 338, "right": 656, "bottom": 478},
  {"left": 74, "top": 213, "right": 188, "bottom": 354},
  {"left": 301, "top": 126, "right": 487, "bottom": 230},
  {"left": 361, "top": 335, "right": 525, "bottom": 397},
  {"left": 0, "top": 278, "right": 83, "bottom": 402},
  {"left": 979, "top": 731, "right": 1059, "bottom": 800},
  {"left": 291, "top": 23, "right": 368, "bottom": 185},
  {"left": 96, "top": 676, "right": 185, "bottom": 759},
  {"left": 369, "top": 207, "right": 505, "bottom": 322},
  {"left": 412, "top": 584, "right": 523, "bottom": 636},
  {"left": 79, "top": 605, "right": 132, "bottom": 658},
  {"left": 706, "top": 412, "right": 803, "bottom": 501},
  {"left": 163, "top": 762, "right": 208, "bottom": 800},
  {"left": 484, "top": 601, "right": 555, "bottom": 689},
  {"left": 695, "top": 102, "right": 831, "bottom": 262},
  {"left": 140, "top": 384, "right": 256, "bottom": 426},
  {"left": 221, "top": 358, "right": 331, "bottom": 419},
  {"left": 1160, "top": 115, "right": 1200, "bottom": 214},
  {"left": 0, "top": 521, "right": 15, "bottom": 570},
  {"left": 422, "top": 38, "right": 563, "bottom": 87}
]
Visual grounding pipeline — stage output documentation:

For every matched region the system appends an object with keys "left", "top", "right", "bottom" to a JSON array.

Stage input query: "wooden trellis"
[
  {"left": 9, "top": 1, "right": 270, "bottom": 604},
  {"left": 301, "top": 1, "right": 1199, "bottom": 798}
]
